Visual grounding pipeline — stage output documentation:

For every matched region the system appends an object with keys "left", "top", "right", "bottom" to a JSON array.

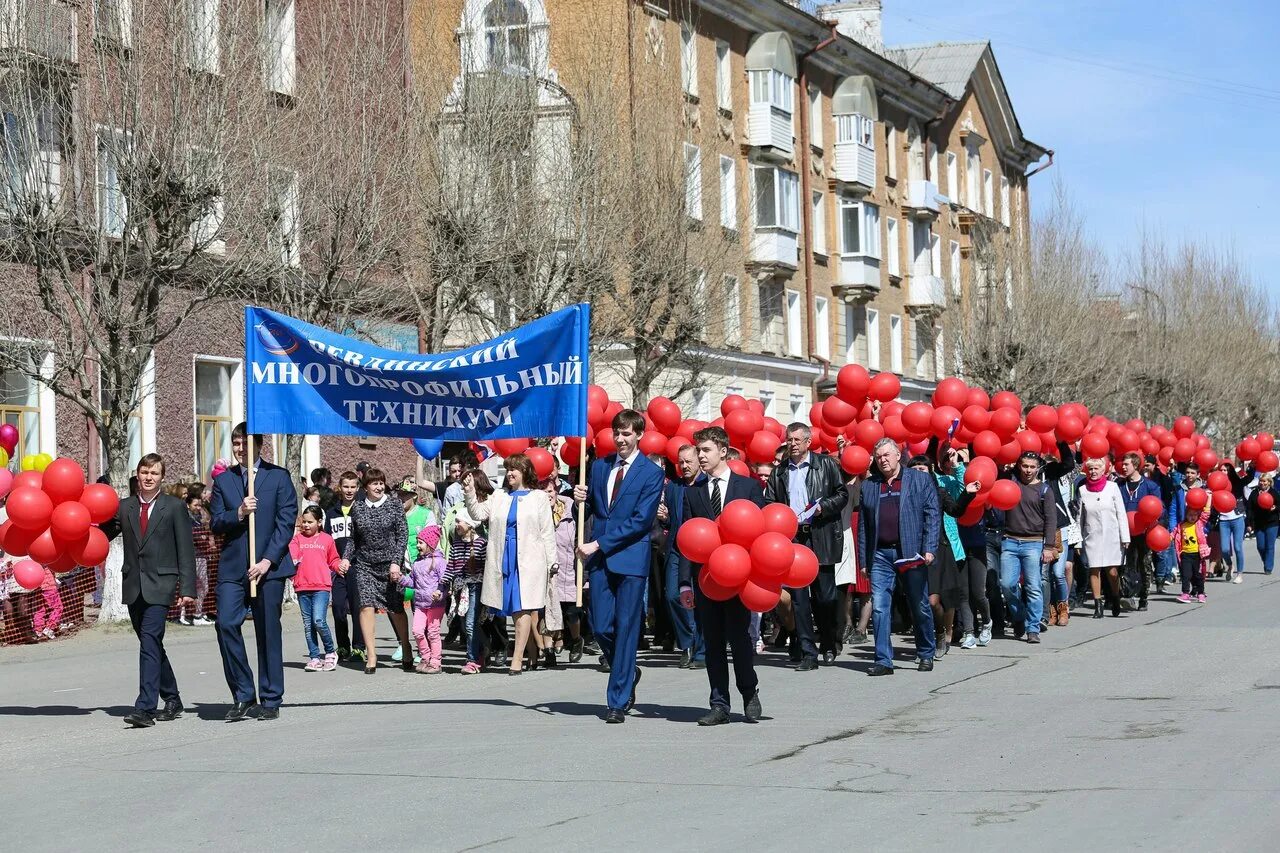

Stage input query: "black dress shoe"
[
  {"left": 679, "top": 649, "right": 692, "bottom": 669},
  {"left": 124, "top": 710, "right": 156, "bottom": 728},
  {"left": 689, "top": 659, "right": 706, "bottom": 670},
  {"left": 918, "top": 659, "right": 934, "bottom": 672},
  {"left": 822, "top": 651, "right": 836, "bottom": 665},
  {"left": 698, "top": 707, "right": 731, "bottom": 726},
  {"left": 796, "top": 657, "right": 819, "bottom": 672},
  {"left": 598, "top": 654, "right": 611, "bottom": 672},
  {"left": 604, "top": 709, "right": 626, "bottom": 724},
  {"left": 225, "top": 701, "right": 256, "bottom": 722},
  {"left": 626, "top": 667, "right": 642, "bottom": 711},
  {"left": 569, "top": 638, "right": 584, "bottom": 664},
  {"left": 866, "top": 664, "right": 895, "bottom": 676},
  {"left": 744, "top": 692, "right": 762, "bottom": 722},
  {"left": 258, "top": 706, "right": 280, "bottom": 721},
  {"left": 154, "top": 699, "right": 184, "bottom": 722}
]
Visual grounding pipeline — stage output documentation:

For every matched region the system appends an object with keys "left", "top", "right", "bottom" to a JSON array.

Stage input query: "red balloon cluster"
[
  {"left": 3, "top": 457, "right": 117, "bottom": 587},
  {"left": 676, "top": 501, "right": 819, "bottom": 613}
]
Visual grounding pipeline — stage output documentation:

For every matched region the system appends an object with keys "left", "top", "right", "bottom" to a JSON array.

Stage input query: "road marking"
[{"left": 52, "top": 687, "right": 84, "bottom": 694}]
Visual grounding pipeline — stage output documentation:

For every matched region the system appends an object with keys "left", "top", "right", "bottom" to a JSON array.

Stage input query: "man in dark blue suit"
[
  {"left": 663, "top": 444, "right": 703, "bottom": 669},
  {"left": 678, "top": 427, "right": 766, "bottom": 725},
  {"left": 574, "top": 409, "right": 664, "bottom": 723},
  {"left": 210, "top": 422, "right": 298, "bottom": 721}
]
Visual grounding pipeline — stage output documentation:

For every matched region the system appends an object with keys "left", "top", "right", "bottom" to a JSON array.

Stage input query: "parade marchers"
[{"left": 10, "top": 410, "right": 1278, "bottom": 728}]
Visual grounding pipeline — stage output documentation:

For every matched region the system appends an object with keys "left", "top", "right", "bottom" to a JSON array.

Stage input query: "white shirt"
[{"left": 606, "top": 451, "right": 636, "bottom": 506}]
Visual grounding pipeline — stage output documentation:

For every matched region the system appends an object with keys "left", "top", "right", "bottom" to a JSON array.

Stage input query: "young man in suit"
[
  {"left": 210, "top": 422, "right": 298, "bottom": 721},
  {"left": 102, "top": 454, "right": 197, "bottom": 728},
  {"left": 574, "top": 409, "right": 665, "bottom": 724},
  {"left": 678, "top": 427, "right": 765, "bottom": 725}
]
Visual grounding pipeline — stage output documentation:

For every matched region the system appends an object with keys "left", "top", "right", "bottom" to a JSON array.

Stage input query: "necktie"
[
  {"left": 610, "top": 461, "right": 627, "bottom": 508},
  {"left": 140, "top": 501, "right": 150, "bottom": 538},
  {"left": 711, "top": 477, "right": 723, "bottom": 517}
]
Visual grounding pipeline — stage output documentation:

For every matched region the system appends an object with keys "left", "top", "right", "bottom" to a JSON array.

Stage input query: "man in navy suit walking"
[
  {"left": 678, "top": 427, "right": 766, "bottom": 725},
  {"left": 210, "top": 422, "right": 298, "bottom": 721},
  {"left": 574, "top": 409, "right": 664, "bottom": 723}
]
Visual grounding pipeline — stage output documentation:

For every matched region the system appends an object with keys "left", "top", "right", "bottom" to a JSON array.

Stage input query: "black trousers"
[
  {"left": 129, "top": 595, "right": 179, "bottom": 711},
  {"left": 696, "top": 588, "right": 757, "bottom": 711},
  {"left": 1125, "top": 540, "right": 1153, "bottom": 603},
  {"left": 331, "top": 570, "right": 363, "bottom": 651}
]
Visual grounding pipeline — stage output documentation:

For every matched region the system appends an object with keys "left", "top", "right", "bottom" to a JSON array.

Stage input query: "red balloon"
[
  {"left": 1237, "top": 439, "right": 1262, "bottom": 461},
  {"left": 1257, "top": 451, "right": 1280, "bottom": 473},
  {"left": 972, "top": 430, "right": 1002, "bottom": 459},
  {"left": 879, "top": 400, "right": 905, "bottom": 422},
  {"left": 677, "top": 517, "right": 721, "bottom": 564},
  {"left": 987, "top": 479, "right": 1022, "bottom": 511},
  {"left": 822, "top": 396, "right": 858, "bottom": 429},
  {"left": 41, "top": 457, "right": 85, "bottom": 505},
  {"left": 1140, "top": 437, "right": 1160, "bottom": 457},
  {"left": 1127, "top": 511, "right": 1144, "bottom": 536},
  {"left": 747, "top": 430, "right": 779, "bottom": 464},
  {"left": 868, "top": 372, "right": 901, "bottom": 402},
  {"left": 958, "top": 493, "right": 987, "bottom": 526},
  {"left": 901, "top": 402, "right": 934, "bottom": 435},
  {"left": 724, "top": 409, "right": 756, "bottom": 445},
  {"left": 1172, "top": 438, "right": 1197, "bottom": 463},
  {"left": 836, "top": 364, "right": 871, "bottom": 404},
  {"left": 12, "top": 558, "right": 44, "bottom": 591},
  {"left": 763, "top": 417, "right": 785, "bottom": 438},
  {"left": 493, "top": 438, "right": 531, "bottom": 457},
  {"left": 840, "top": 445, "right": 871, "bottom": 477},
  {"left": 932, "top": 377, "right": 969, "bottom": 410},
  {"left": 646, "top": 397, "right": 682, "bottom": 437},
  {"left": 719, "top": 394, "right": 747, "bottom": 417},
  {"left": 698, "top": 566, "right": 739, "bottom": 601},
  {"left": 750, "top": 531, "right": 796, "bottom": 580},
  {"left": 67, "top": 526, "right": 110, "bottom": 567},
  {"left": 961, "top": 404, "right": 991, "bottom": 433},
  {"left": 6, "top": 486, "right": 53, "bottom": 530},
  {"left": 931, "top": 405, "right": 961, "bottom": 437},
  {"left": 50, "top": 501, "right": 92, "bottom": 544},
  {"left": 666, "top": 435, "right": 691, "bottom": 465},
  {"left": 1212, "top": 490, "right": 1237, "bottom": 514},
  {"left": 1256, "top": 432, "right": 1276, "bottom": 451},
  {"left": 964, "top": 456, "right": 997, "bottom": 491},
  {"left": 808, "top": 401, "right": 826, "bottom": 431},
  {"left": 1115, "top": 429, "right": 1140, "bottom": 454},
  {"left": 738, "top": 577, "right": 783, "bottom": 613},
  {"left": 1059, "top": 402, "right": 1089, "bottom": 424},
  {"left": 784, "top": 544, "right": 820, "bottom": 588},
  {"left": 1025, "top": 405, "right": 1058, "bottom": 433},
  {"left": 588, "top": 405, "right": 612, "bottom": 432},
  {"left": 1015, "top": 430, "right": 1041, "bottom": 454},
  {"left": 48, "top": 552, "right": 77, "bottom": 573},
  {"left": 853, "top": 419, "right": 885, "bottom": 450},
  {"left": 1137, "top": 495, "right": 1163, "bottom": 523},
  {"left": 1157, "top": 446, "right": 1174, "bottom": 467},
  {"left": 727, "top": 459, "right": 751, "bottom": 477},
  {"left": 594, "top": 429, "right": 618, "bottom": 456},
  {"left": 761, "top": 504, "right": 799, "bottom": 539},
  {"left": 1081, "top": 433, "right": 1110, "bottom": 460},
  {"left": 28, "top": 529, "right": 62, "bottom": 565},
  {"left": 1259, "top": 492, "right": 1276, "bottom": 511},
  {"left": 637, "top": 431, "right": 667, "bottom": 457},
  {"left": 588, "top": 385, "right": 610, "bottom": 414},
  {"left": 13, "top": 470, "right": 42, "bottom": 492},
  {"left": 989, "top": 407, "right": 1021, "bottom": 439},
  {"left": 746, "top": 399, "right": 765, "bottom": 418},
  {"left": 1173, "top": 416, "right": 1195, "bottom": 438},
  {"left": 1194, "top": 449, "right": 1218, "bottom": 472},
  {"left": 997, "top": 440, "right": 1022, "bottom": 466},
  {"left": 966, "top": 387, "right": 991, "bottom": 410},
  {"left": 559, "top": 437, "right": 583, "bottom": 468},
  {"left": 718, "top": 499, "right": 763, "bottom": 548},
  {"left": 1145, "top": 525, "right": 1171, "bottom": 551},
  {"left": 1207, "top": 471, "right": 1230, "bottom": 492},
  {"left": 991, "top": 391, "right": 1023, "bottom": 414},
  {"left": 705, "top": 543, "right": 752, "bottom": 588},
  {"left": 882, "top": 415, "right": 908, "bottom": 443},
  {"left": 2, "top": 520, "right": 39, "bottom": 556},
  {"left": 1185, "top": 487, "right": 1209, "bottom": 512},
  {"left": 605, "top": 402, "right": 624, "bottom": 422},
  {"left": 524, "top": 447, "right": 556, "bottom": 481}
]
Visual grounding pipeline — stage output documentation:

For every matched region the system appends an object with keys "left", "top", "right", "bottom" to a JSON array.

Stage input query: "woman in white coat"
[
  {"left": 1077, "top": 457, "right": 1130, "bottom": 619},
  {"left": 463, "top": 454, "right": 557, "bottom": 675}
]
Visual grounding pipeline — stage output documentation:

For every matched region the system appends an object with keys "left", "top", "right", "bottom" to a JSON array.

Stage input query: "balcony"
[
  {"left": 904, "top": 179, "right": 942, "bottom": 218},
  {"left": 832, "top": 141, "right": 875, "bottom": 192},
  {"left": 907, "top": 263, "right": 947, "bottom": 315},
  {"left": 749, "top": 227, "right": 798, "bottom": 273},
  {"left": 747, "top": 103, "right": 794, "bottom": 159},
  {"left": 833, "top": 254, "right": 880, "bottom": 302},
  {"left": 0, "top": 0, "right": 78, "bottom": 65}
]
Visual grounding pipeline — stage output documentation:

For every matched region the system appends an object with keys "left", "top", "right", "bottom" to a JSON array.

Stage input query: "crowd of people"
[{"left": 4, "top": 410, "right": 1278, "bottom": 729}]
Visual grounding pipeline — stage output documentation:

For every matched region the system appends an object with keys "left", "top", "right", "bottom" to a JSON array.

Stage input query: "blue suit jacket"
[
  {"left": 857, "top": 467, "right": 941, "bottom": 570},
  {"left": 210, "top": 461, "right": 298, "bottom": 583},
  {"left": 584, "top": 452, "right": 664, "bottom": 577}
]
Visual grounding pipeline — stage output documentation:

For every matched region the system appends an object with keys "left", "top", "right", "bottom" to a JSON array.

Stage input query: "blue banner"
[{"left": 245, "top": 305, "right": 589, "bottom": 440}]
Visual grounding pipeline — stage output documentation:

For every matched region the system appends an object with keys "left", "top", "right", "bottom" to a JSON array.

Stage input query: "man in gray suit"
[{"left": 103, "top": 454, "right": 197, "bottom": 728}]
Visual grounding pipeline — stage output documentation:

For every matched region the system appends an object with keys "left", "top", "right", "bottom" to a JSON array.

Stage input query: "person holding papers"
[
  {"left": 857, "top": 438, "right": 941, "bottom": 676},
  {"left": 763, "top": 423, "right": 848, "bottom": 670}
]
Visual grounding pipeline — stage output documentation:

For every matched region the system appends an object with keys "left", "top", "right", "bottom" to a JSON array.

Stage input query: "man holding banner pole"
[{"left": 574, "top": 410, "right": 665, "bottom": 724}]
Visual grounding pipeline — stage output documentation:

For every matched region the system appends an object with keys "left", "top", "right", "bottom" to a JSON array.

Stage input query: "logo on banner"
[{"left": 255, "top": 320, "right": 300, "bottom": 356}]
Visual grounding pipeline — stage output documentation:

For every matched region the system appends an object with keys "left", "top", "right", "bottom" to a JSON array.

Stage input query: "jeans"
[
  {"left": 1219, "top": 516, "right": 1246, "bottom": 573},
  {"left": 1256, "top": 524, "right": 1278, "bottom": 574},
  {"left": 298, "top": 590, "right": 334, "bottom": 659},
  {"left": 1048, "top": 547, "right": 1069, "bottom": 604},
  {"left": 871, "top": 547, "right": 934, "bottom": 668},
  {"left": 464, "top": 581, "right": 485, "bottom": 664},
  {"left": 999, "top": 538, "right": 1045, "bottom": 634}
]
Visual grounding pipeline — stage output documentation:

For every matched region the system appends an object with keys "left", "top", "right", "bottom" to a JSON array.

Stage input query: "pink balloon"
[
  {"left": 12, "top": 558, "right": 44, "bottom": 591},
  {"left": 0, "top": 468, "right": 12, "bottom": 499}
]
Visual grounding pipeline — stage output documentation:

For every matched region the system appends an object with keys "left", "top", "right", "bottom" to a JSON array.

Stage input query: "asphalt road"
[{"left": 3, "top": 572, "right": 1280, "bottom": 852}]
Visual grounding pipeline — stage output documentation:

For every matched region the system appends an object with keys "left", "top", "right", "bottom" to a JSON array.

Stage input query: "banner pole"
[
  {"left": 575, "top": 433, "right": 588, "bottom": 607},
  {"left": 248, "top": 450, "right": 258, "bottom": 599}
]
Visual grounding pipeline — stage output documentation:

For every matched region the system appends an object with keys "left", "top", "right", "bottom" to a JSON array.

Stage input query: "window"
[
  {"left": 681, "top": 22, "right": 697, "bottom": 97},
  {"left": 723, "top": 275, "right": 741, "bottom": 346},
  {"left": 931, "top": 231, "right": 941, "bottom": 277},
  {"left": 758, "top": 281, "right": 782, "bottom": 352},
  {"left": 935, "top": 327, "right": 946, "bottom": 380},
  {"left": 270, "top": 434, "right": 320, "bottom": 478},
  {"left": 915, "top": 319, "right": 935, "bottom": 380},
  {"left": 836, "top": 114, "right": 874, "bottom": 147},
  {"left": 889, "top": 314, "right": 903, "bottom": 374},
  {"left": 927, "top": 141, "right": 937, "bottom": 184},
  {"left": 715, "top": 39, "right": 731, "bottom": 110},
  {"left": 194, "top": 358, "right": 241, "bottom": 481},
  {"left": 885, "top": 216, "right": 899, "bottom": 276},
  {"left": 814, "top": 296, "right": 830, "bottom": 360},
  {"left": 845, "top": 303, "right": 865, "bottom": 364},
  {"left": 946, "top": 151, "right": 957, "bottom": 199},
  {"left": 885, "top": 125, "right": 897, "bottom": 180},
  {"left": 759, "top": 390, "right": 775, "bottom": 419},
  {"left": 789, "top": 394, "right": 805, "bottom": 422},
  {"left": 983, "top": 169, "right": 993, "bottom": 217},
  {"left": 264, "top": 0, "right": 296, "bottom": 94},
  {"left": 784, "top": 289, "right": 802, "bottom": 356},
  {"left": 96, "top": 0, "right": 133, "bottom": 49},
  {"left": 2, "top": 94, "right": 62, "bottom": 215},
  {"left": 1000, "top": 175, "right": 1010, "bottom": 226},
  {"left": 693, "top": 389, "right": 711, "bottom": 420},
  {"left": 0, "top": 346, "right": 53, "bottom": 460},
  {"left": 268, "top": 165, "right": 300, "bottom": 267},
  {"left": 965, "top": 138, "right": 980, "bottom": 208},
  {"left": 862, "top": 202, "right": 880, "bottom": 259},
  {"left": 811, "top": 192, "right": 826, "bottom": 255},
  {"left": 189, "top": 0, "right": 220, "bottom": 72},
  {"left": 749, "top": 69, "right": 794, "bottom": 114},
  {"left": 752, "top": 166, "right": 799, "bottom": 232},
  {"left": 838, "top": 199, "right": 880, "bottom": 258},
  {"left": 691, "top": 269, "right": 707, "bottom": 338},
  {"left": 718, "top": 155, "right": 735, "bottom": 229},
  {"left": 484, "top": 0, "right": 529, "bottom": 70},
  {"left": 808, "top": 85, "right": 822, "bottom": 148},
  {"left": 189, "top": 147, "right": 225, "bottom": 253},
  {"left": 866, "top": 308, "right": 880, "bottom": 370},
  {"left": 96, "top": 127, "right": 128, "bottom": 238},
  {"left": 684, "top": 143, "right": 703, "bottom": 221},
  {"left": 949, "top": 240, "right": 961, "bottom": 296}
]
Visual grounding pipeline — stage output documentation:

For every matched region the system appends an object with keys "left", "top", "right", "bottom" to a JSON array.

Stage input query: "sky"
[{"left": 882, "top": 0, "right": 1280, "bottom": 297}]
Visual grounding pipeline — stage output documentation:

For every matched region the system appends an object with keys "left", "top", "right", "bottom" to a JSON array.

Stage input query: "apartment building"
[{"left": 415, "top": 0, "right": 1048, "bottom": 417}]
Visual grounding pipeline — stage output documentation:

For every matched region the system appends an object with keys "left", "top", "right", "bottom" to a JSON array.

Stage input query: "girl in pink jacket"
[
  {"left": 401, "top": 525, "right": 446, "bottom": 674},
  {"left": 1175, "top": 507, "right": 1211, "bottom": 604},
  {"left": 289, "top": 506, "right": 343, "bottom": 671}
]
